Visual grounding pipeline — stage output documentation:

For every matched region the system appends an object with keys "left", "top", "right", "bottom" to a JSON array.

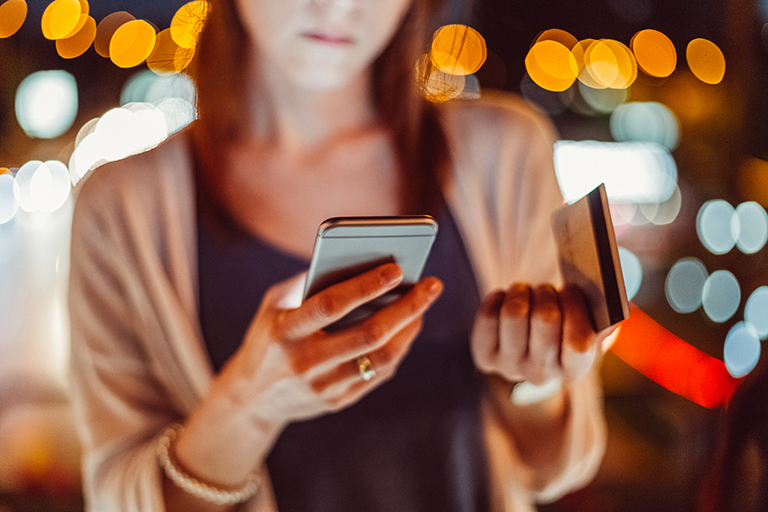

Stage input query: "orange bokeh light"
[
  {"left": 109, "top": 19, "right": 157, "bottom": 68},
  {"left": 0, "top": 0, "right": 27, "bottom": 39},
  {"left": 430, "top": 24, "right": 487, "bottom": 76},
  {"left": 41, "top": 0, "right": 89, "bottom": 40},
  {"left": 525, "top": 39, "right": 578, "bottom": 92},
  {"left": 631, "top": 29, "right": 677, "bottom": 78},
  {"left": 148, "top": 28, "right": 195, "bottom": 74},
  {"left": 686, "top": 38, "right": 725, "bottom": 85},
  {"left": 94, "top": 11, "right": 134, "bottom": 58},
  {"left": 55, "top": 14, "right": 95, "bottom": 59},
  {"left": 170, "top": 0, "right": 210, "bottom": 50},
  {"left": 535, "top": 28, "right": 578, "bottom": 50},
  {"left": 584, "top": 39, "right": 637, "bottom": 89}
]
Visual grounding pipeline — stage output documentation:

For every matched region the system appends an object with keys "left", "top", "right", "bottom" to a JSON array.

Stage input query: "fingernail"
[
  {"left": 380, "top": 264, "right": 403, "bottom": 284},
  {"left": 427, "top": 278, "right": 443, "bottom": 297}
]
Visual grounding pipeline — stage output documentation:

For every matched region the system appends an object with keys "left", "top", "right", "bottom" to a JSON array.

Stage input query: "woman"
[{"left": 68, "top": 0, "right": 609, "bottom": 510}]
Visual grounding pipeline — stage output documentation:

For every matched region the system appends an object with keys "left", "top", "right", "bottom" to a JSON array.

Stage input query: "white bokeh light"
[
  {"left": 723, "top": 322, "right": 761, "bottom": 378},
  {"left": 701, "top": 270, "right": 741, "bottom": 323},
  {"left": 15, "top": 70, "right": 78, "bottom": 139},
  {"left": 69, "top": 104, "right": 169, "bottom": 183},
  {"left": 13, "top": 160, "right": 71, "bottom": 213},
  {"left": 618, "top": 247, "right": 642, "bottom": 301},
  {"left": 610, "top": 101, "right": 680, "bottom": 151},
  {"left": 734, "top": 201, "right": 768, "bottom": 254},
  {"left": 0, "top": 174, "right": 19, "bottom": 224},
  {"left": 745, "top": 286, "right": 768, "bottom": 339},
  {"left": 665, "top": 257, "right": 708, "bottom": 313},
  {"left": 696, "top": 200, "right": 737, "bottom": 255},
  {"left": 554, "top": 141, "right": 677, "bottom": 203}
]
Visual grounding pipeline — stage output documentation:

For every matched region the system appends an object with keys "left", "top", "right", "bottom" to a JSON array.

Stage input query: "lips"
[{"left": 302, "top": 32, "right": 354, "bottom": 45}]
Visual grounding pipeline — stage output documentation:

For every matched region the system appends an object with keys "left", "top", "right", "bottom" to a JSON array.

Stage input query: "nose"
[{"left": 311, "top": 0, "right": 356, "bottom": 15}]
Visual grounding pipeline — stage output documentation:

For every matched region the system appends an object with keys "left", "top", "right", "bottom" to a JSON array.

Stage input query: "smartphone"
[{"left": 303, "top": 216, "right": 439, "bottom": 330}]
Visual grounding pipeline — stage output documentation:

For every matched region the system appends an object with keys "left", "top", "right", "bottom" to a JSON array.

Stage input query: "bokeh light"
[
  {"left": 701, "top": 270, "right": 740, "bottom": 323},
  {"left": 723, "top": 322, "right": 761, "bottom": 378},
  {"left": 170, "top": 0, "right": 209, "bottom": 50},
  {"left": 418, "top": 55, "right": 465, "bottom": 103},
  {"left": 582, "top": 39, "right": 637, "bottom": 89},
  {"left": 109, "top": 19, "right": 156, "bottom": 68},
  {"left": 578, "top": 81, "right": 628, "bottom": 114},
  {"left": 618, "top": 247, "right": 642, "bottom": 301},
  {"left": 631, "top": 29, "right": 677, "bottom": 78},
  {"left": 639, "top": 185, "right": 682, "bottom": 225},
  {"left": 554, "top": 140, "right": 677, "bottom": 203},
  {"left": 55, "top": 14, "right": 95, "bottom": 59},
  {"left": 147, "top": 28, "right": 195, "bottom": 74},
  {"left": 120, "top": 69, "right": 196, "bottom": 107},
  {"left": 93, "top": 11, "right": 134, "bottom": 58},
  {"left": 686, "top": 38, "right": 725, "bottom": 85},
  {"left": 431, "top": 24, "right": 487, "bottom": 76},
  {"left": 665, "top": 257, "right": 708, "bottom": 313},
  {"left": 734, "top": 201, "right": 768, "bottom": 253},
  {"left": 41, "top": 0, "right": 87, "bottom": 40},
  {"left": 525, "top": 40, "right": 577, "bottom": 92},
  {"left": 0, "top": 0, "right": 28, "bottom": 38},
  {"left": 0, "top": 174, "right": 19, "bottom": 224},
  {"left": 696, "top": 199, "right": 736, "bottom": 255},
  {"left": 68, "top": 104, "right": 170, "bottom": 182},
  {"left": 15, "top": 70, "right": 78, "bottom": 139},
  {"left": 535, "top": 28, "right": 578, "bottom": 49},
  {"left": 745, "top": 286, "right": 768, "bottom": 339},
  {"left": 12, "top": 160, "right": 71, "bottom": 213},
  {"left": 610, "top": 101, "right": 680, "bottom": 150}
]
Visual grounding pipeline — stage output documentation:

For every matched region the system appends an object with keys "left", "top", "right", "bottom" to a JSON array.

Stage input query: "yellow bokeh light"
[
  {"left": 109, "top": 19, "right": 157, "bottom": 68},
  {"left": 41, "top": 0, "right": 81, "bottom": 40},
  {"left": 170, "top": 0, "right": 210, "bottom": 49},
  {"left": 417, "top": 54, "right": 465, "bottom": 103},
  {"left": 56, "top": 15, "right": 95, "bottom": 59},
  {"left": 0, "top": 167, "right": 9, "bottom": 175},
  {"left": 148, "top": 28, "right": 195, "bottom": 74},
  {"left": 687, "top": 38, "right": 725, "bottom": 85},
  {"left": 535, "top": 28, "right": 578, "bottom": 50},
  {"left": 525, "top": 40, "right": 578, "bottom": 92},
  {"left": 60, "top": 0, "right": 89, "bottom": 40},
  {"left": 584, "top": 40, "right": 618, "bottom": 88},
  {"left": 603, "top": 39, "right": 637, "bottom": 89},
  {"left": 631, "top": 29, "right": 677, "bottom": 78},
  {"left": 94, "top": 11, "right": 135, "bottom": 58},
  {"left": 430, "top": 24, "right": 487, "bottom": 76},
  {"left": 0, "top": 0, "right": 27, "bottom": 38}
]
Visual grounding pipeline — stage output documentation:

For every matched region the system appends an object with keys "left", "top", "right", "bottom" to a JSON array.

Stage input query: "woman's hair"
[{"left": 191, "top": 0, "right": 451, "bottom": 218}]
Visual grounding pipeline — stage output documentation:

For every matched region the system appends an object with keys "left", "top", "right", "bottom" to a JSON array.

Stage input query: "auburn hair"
[{"left": 190, "top": 0, "right": 451, "bottom": 217}]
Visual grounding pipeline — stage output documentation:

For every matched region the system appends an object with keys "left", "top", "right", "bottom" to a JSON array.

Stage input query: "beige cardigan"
[{"left": 69, "top": 95, "right": 606, "bottom": 512}]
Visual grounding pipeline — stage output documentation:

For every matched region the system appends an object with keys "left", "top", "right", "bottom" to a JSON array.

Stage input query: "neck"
[{"left": 248, "top": 60, "right": 378, "bottom": 154}]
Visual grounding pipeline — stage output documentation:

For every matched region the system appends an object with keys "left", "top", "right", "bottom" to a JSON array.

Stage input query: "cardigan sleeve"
[
  {"left": 68, "top": 169, "right": 175, "bottom": 512},
  {"left": 441, "top": 95, "right": 607, "bottom": 509}
]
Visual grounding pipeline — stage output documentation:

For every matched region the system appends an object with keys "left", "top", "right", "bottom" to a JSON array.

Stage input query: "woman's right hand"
[{"left": 172, "top": 263, "right": 442, "bottom": 494}]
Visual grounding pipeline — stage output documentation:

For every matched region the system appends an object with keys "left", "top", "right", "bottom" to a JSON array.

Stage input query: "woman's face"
[{"left": 235, "top": 0, "right": 413, "bottom": 90}]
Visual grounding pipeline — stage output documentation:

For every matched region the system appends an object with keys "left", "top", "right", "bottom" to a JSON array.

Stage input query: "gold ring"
[{"left": 356, "top": 356, "right": 376, "bottom": 381}]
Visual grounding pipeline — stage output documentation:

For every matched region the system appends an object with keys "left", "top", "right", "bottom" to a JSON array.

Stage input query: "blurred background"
[{"left": 1, "top": 0, "right": 767, "bottom": 510}]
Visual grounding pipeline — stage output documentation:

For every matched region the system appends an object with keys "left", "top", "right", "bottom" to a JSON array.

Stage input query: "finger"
[
  {"left": 498, "top": 283, "right": 531, "bottom": 371},
  {"left": 560, "top": 285, "right": 598, "bottom": 380},
  {"left": 319, "top": 277, "right": 442, "bottom": 367},
  {"left": 277, "top": 263, "right": 404, "bottom": 340},
  {"left": 470, "top": 290, "right": 505, "bottom": 373},
  {"left": 261, "top": 271, "right": 308, "bottom": 310},
  {"left": 525, "top": 284, "right": 562, "bottom": 385},
  {"left": 309, "top": 318, "right": 422, "bottom": 393}
]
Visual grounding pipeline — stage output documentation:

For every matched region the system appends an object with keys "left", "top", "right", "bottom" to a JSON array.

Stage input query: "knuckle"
[
  {"left": 532, "top": 302, "right": 561, "bottom": 324},
  {"left": 360, "top": 321, "right": 385, "bottom": 348},
  {"left": 502, "top": 295, "right": 530, "bottom": 318},
  {"left": 314, "top": 293, "right": 339, "bottom": 320}
]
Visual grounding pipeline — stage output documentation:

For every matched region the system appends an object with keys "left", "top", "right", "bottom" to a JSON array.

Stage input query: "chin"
[{"left": 290, "top": 67, "right": 361, "bottom": 92}]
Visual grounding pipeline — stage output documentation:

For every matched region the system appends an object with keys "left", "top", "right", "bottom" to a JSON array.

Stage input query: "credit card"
[{"left": 551, "top": 183, "right": 630, "bottom": 330}]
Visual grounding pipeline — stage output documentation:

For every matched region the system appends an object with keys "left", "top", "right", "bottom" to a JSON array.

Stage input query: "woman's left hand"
[{"left": 470, "top": 283, "right": 607, "bottom": 386}]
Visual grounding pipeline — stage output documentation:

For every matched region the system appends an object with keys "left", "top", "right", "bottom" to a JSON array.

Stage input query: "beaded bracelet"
[{"left": 157, "top": 424, "right": 260, "bottom": 505}]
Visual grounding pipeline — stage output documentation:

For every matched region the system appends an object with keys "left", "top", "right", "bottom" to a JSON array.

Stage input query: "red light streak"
[{"left": 609, "top": 304, "right": 740, "bottom": 408}]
